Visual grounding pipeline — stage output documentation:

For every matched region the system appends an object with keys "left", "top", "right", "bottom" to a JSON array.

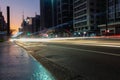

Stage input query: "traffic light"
[{"left": 27, "top": 32, "right": 31, "bottom": 36}]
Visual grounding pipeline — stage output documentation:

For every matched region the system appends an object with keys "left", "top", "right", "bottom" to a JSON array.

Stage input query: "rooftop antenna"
[
  {"left": 35, "top": 12, "right": 37, "bottom": 16},
  {"left": 22, "top": 11, "right": 24, "bottom": 21},
  {"left": 0, "top": 7, "right": 1, "bottom": 12}
]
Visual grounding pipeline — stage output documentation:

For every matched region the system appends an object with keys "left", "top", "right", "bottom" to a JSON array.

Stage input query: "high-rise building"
[
  {"left": 40, "top": 0, "right": 53, "bottom": 30},
  {"left": 0, "top": 11, "right": 6, "bottom": 31},
  {"left": 40, "top": 0, "right": 57, "bottom": 30},
  {"left": 40, "top": 0, "right": 73, "bottom": 37},
  {"left": 34, "top": 15, "right": 41, "bottom": 32},
  {"left": 99, "top": 0, "right": 120, "bottom": 35},
  {"left": 73, "top": 0, "right": 106, "bottom": 36},
  {"left": 56, "top": 0, "right": 73, "bottom": 37},
  {"left": 0, "top": 10, "right": 7, "bottom": 39},
  {"left": 21, "top": 15, "right": 40, "bottom": 35},
  {"left": 21, "top": 17, "right": 33, "bottom": 34},
  {"left": 52, "top": 0, "right": 57, "bottom": 27}
]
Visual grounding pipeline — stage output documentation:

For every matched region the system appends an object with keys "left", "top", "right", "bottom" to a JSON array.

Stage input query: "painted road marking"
[{"left": 51, "top": 45, "right": 120, "bottom": 57}]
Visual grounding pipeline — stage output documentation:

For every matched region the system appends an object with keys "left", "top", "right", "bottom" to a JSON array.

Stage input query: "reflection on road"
[{"left": 0, "top": 42, "right": 55, "bottom": 80}]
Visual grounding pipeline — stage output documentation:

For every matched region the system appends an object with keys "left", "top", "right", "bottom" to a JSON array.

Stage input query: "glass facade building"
[
  {"left": 56, "top": 0, "right": 73, "bottom": 37},
  {"left": 40, "top": 0, "right": 53, "bottom": 29},
  {"left": 73, "top": 0, "right": 88, "bottom": 35},
  {"left": 99, "top": 0, "right": 120, "bottom": 35},
  {"left": 73, "top": 0, "right": 106, "bottom": 36}
]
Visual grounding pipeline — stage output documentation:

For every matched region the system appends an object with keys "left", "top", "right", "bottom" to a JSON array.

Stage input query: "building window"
[
  {"left": 74, "top": 0, "right": 87, "bottom": 7},
  {"left": 74, "top": 3, "right": 86, "bottom": 12},
  {"left": 75, "top": 15, "right": 87, "bottom": 22},
  {"left": 74, "top": 21, "right": 87, "bottom": 27},
  {"left": 74, "top": 10, "right": 87, "bottom": 17}
]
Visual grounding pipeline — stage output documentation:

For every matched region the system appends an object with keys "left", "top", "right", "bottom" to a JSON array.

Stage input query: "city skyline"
[{"left": 0, "top": 0, "right": 40, "bottom": 34}]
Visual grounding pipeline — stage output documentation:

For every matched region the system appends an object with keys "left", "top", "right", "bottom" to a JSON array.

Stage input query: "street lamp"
[
  {"left": 51, "top": 0, "right": 54, "bottom": 27},
  {"left": 105, "top": 1, "right": 108, "bottom": 36},
  {"left": 83, "top": 32, "right": 86, "bottom": 37},
  {"left": 25, "top": 18, "right": 30, "bottom": 23}
]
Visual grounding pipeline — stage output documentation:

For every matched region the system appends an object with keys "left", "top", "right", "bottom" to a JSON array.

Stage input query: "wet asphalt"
[
  {"left": 38, "top": 42, "right": 120, "bottom": 80},
  {"left": 0, "top": 42, "right": 55, "bottom": 80}
]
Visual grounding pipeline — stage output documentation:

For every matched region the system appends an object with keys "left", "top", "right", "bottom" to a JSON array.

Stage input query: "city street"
[
  {"left": 1, "top": 0, "right": 120, "bottom": 80},
  {"left": 44, "top": 42, "right": 120, "bottom": 80},
  {"left": 0, "top": 41, "right": 55, "bottom": 80},
  {"left": 15, "top": 39, "right": 120, "bottom": 80}
]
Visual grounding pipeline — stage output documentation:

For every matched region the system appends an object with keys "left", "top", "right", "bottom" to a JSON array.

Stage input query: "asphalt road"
[
  {"left": 38, "top": 42, "right": 120, "bottom": 80},
  {"left": 0, "top": 42, "right": 55, "bottom": 80}
]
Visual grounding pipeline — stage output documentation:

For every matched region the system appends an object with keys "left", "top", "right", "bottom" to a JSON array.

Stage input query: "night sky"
[{"left": 0, "top": 0, "right": 40, "bottom": 33}]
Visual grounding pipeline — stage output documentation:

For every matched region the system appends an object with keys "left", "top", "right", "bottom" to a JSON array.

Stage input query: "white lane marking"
[
  {"left": 51, "top": 45, "right": 120, "bottom": 57},
  {"left": 77, "top": 44, "right": 120, "bottom": 48},
  {"left": 50, "top": 42, "right": 120, "bottom": 48},
  {"left": 57, "top": 41, "right": 120, "bottom": 48}
]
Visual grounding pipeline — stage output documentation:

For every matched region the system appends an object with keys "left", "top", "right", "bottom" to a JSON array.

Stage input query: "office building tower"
[
  {"left": 99, "top": 0, "right": 120, "bottom": 35},
  {"left": 0, "top": 11, "right": 6, "bottom": 31},
  {"left": 56, "top": 0, "right": 73, "bottom": 37},
  {"left": 73, "top": 0, "right": 106, "bottom": 36},
  {"left": 40, "top": 0, "right": 53, "bottom": 30}
]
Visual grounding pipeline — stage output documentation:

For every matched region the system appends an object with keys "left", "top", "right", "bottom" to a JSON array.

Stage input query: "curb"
[{"left": 14, "top": 41, "right": 86, "bottom": 80}]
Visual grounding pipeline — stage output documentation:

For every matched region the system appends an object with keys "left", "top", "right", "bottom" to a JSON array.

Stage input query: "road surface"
[{"left": 39, "top": 41, "right": 120, "bottom": 80}]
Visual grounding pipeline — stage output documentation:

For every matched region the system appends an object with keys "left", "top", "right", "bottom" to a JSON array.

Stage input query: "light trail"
[{"left": 10, "top": 37, "right": 120, "bottom": 48}]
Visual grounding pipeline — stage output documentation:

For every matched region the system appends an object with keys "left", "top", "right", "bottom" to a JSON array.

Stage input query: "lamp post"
[
  {"left": 51, "top": 0, "right": 54, "bottom": 27},
  {"left": 51, "top": 0, "right": 55, "bottom": 37},
  {"left": 105, "top": 0, "right": 108, "bottom": 36}
]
